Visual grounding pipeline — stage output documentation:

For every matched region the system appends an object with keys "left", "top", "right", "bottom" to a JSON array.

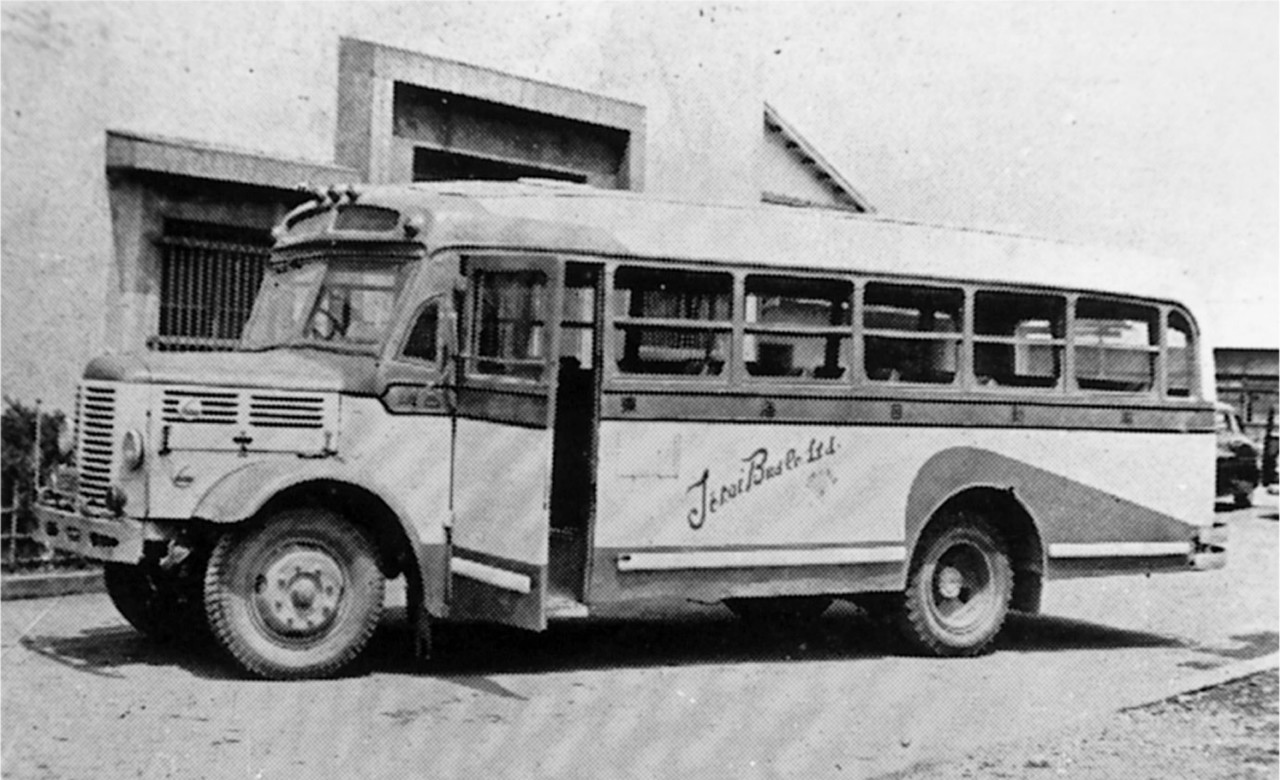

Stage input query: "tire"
[
  {"left": 1233, "top": 488, "right": 1253, "bottom": 509},
  {"left": 204, "top": 508, "right": 384, "bottom": 679},
  {"left": 726, "top": 596, "right": 832, "bottom": 628},
  {"left": 104, "top": 554, "right": 208, "bottom": 644},
  {"left": 898, "top": 515, "right": 1013, "bottom": 657}
]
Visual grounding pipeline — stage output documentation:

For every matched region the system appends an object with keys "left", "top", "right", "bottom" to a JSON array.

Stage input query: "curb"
[
  {"left": 0, "top": 568, "right": 104, "bottom": 601},
  {"left": 1121, "top": 650, "right": 1280, "bottom": 711}
]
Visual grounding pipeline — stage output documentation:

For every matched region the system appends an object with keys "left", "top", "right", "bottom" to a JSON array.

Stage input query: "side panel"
[
  {"left": 590, "top": 419, "right": 1214, "bottom": 603},
  {"left": 449, "top": 417, "right": 554, "bottom": 627}
]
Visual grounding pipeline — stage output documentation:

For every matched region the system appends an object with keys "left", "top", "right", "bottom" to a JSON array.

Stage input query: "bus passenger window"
[
  {"left": 613, "top": 267, "right": 732, "bottom": 377},
  {"left": 1074, "top": 298, "right": 1158, "bottom": 393},
  {"left": 744, "top": 275, "right": 852, "bottom": 380},
  {"left": 402, "top": 299, "right": 439, "bottom": 361},
  {"left": 1167, "top": 311, "right": 1196, "bottom": 397},
  {"left": 973, "top": 291, "right": 1065, "bottom": 389},
  {"left": 863, "top": 283, "right": 962, "bottom": 385}
]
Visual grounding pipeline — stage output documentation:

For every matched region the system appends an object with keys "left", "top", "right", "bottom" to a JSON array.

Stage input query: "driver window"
[{"left": 402, "top": 300, "right": 439, "bottom": 362}]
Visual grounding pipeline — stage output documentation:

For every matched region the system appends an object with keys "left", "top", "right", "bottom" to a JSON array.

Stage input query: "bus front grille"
[{"left": 76, "top": 384, "right": 117, "bottom": 509}]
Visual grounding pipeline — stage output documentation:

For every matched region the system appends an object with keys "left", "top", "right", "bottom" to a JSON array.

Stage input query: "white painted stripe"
[
  {"left": 615, "top": 546, "right": 906, "bottom": 572},
  {"left": 1049, "top": 541, "right": 1193, "bottom": 559},
  {"left": 450, "top": 557, "right": 533, "bottom": 594}
]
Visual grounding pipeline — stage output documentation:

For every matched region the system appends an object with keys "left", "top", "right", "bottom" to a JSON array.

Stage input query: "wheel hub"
[
  {"left": 254, "top": 547, "right": 345, "bottom": 638},
  {"left": 936, "top": 566, "right": 965, "bottom": 600}
]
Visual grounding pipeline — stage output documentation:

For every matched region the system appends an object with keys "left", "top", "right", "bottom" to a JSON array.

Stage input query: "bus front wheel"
[
  {"left": 204, "top": 508, "right": 384, "bottom": 679},
  {"left": 899, "top": 515, "right": 1012, "bottom": 657}
]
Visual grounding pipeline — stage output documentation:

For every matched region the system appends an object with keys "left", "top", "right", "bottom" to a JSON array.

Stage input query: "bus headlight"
[{"left": 121, "top": 429, "right": 145, "bottom": 471}]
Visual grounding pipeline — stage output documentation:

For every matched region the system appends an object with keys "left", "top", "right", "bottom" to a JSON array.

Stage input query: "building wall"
[
  {"left": 1215, "top": 348, "right": 1279, "bottom": 442},
  {"left": 2, "top": 4, "right": 766, "bottom": 411}
]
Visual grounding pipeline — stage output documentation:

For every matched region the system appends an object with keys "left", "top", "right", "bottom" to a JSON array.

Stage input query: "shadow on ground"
[
  {"left": 16, "top": 603, "right": 1191, "bottom": 682},
  {"left": 17, "top": 625, "right": 235, "bottom": 681}
]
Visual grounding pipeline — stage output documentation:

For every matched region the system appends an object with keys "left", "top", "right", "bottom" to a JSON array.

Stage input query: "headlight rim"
[{"left": 120, "top": 429, "right": 145, "bottom": 471}]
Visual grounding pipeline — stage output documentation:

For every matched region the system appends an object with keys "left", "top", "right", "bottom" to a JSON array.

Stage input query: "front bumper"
[
  {"left": 1190, "top": 520, "right": 1228, "bottom": 571},
  {"left": 32, "top": 503, "right": 157, "bottom": 564}
]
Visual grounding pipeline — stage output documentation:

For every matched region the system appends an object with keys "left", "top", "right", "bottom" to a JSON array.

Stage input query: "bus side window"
[
  {"left": 1074, "top": 298, "right": 1158, "bottom": 393},
  {"left": 402, "top": 299, "right": 439, "bottom": 362},
  {"left": 863, "top": 283, "right": 963, "bottom": 385},
  {"left": 613, "top": 266, "right": 732, "bottom": 377},
  {"left": 1166, "top": 310, "right": 1195, "bottom": 398},
  {"left": 744, "top": 275, "right": 851, "bottom": 380},
  {"left": 973, "top": 291, "right": 1065, "bottom": 389}
]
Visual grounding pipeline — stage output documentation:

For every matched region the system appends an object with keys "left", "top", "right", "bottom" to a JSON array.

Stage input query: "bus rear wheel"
[
  {"left": 204, "top": 508, "right": 384, "bottom": 679},
  {"left": 899, "top": 515, "right": 1012, "bottom": 657}
]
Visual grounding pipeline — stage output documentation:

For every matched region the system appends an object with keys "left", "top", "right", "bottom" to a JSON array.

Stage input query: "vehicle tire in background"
[
  {"left": 725, "top": 595, "right": 832, "bottom": 629},
  {"left": 898, "top": 514, "right": 1013, "bottom": 657},
  {"left": 104, "top": 555, "right": 209, "bottom": 644},
  {"left": 204, "top": 508, "right": 384, "bottom": 679}
]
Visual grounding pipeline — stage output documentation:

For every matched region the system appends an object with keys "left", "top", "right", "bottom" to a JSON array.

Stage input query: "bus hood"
[{"left": 84, "top": 349, "right": 379, "bottom": 394}]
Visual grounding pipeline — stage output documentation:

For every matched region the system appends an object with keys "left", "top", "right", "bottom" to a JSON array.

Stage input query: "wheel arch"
[
  {"left": 905, "top": 448, "right": 1049, "bottom": 614},
  {"left": 910, "top": 486, "right": 1045, "bottom": 614},
  {"left": 193, "top": 462, "right": 445, "bottom": 622}
]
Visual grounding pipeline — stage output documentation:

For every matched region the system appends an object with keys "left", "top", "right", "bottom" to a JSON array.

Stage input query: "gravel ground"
[{"left": 896, "top": 668, "right": 1279, "bottom": 779}]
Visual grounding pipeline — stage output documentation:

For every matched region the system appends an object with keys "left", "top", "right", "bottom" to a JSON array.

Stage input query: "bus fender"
[
  {"left": 191, "top": 459, "right": 446, "bottom": 621},
  {"left": 904, "top": 446, "right": 1195, "bottom": 580}
]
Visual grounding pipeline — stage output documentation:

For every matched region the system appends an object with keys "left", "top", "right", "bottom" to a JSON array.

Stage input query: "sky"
[{"left": 744, "top": 3, "right": 1277, "bottom": 347}]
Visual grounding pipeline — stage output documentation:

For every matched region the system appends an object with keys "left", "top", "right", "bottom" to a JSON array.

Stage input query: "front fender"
[
  {"left": 191, "top": 457, "right": 447, "bottom": 626},
  {"left": 191, "top": 459, "right": 407, "bottom": 526}
]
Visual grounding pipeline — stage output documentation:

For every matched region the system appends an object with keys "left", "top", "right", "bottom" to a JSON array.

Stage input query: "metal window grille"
[{"left": 150, "top": 221, "right": 271, "bottom": 352}]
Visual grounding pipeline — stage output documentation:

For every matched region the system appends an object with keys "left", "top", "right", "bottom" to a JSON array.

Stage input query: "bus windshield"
[{"left": 241, "top": 256, "right": 410, "bottom": 353}]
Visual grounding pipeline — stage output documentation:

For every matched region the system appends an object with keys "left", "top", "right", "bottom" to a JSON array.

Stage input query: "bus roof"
[{"left": 321, "top": 180, "right": 1206, "bottom": 311}]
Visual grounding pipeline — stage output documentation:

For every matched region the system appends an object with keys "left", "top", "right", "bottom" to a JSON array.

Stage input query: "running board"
[{"left": 545, "top": 593, "right": 590, "bottom": 619}]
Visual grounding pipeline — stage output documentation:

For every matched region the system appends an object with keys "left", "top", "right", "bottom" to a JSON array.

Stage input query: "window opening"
[
  {"left": 467, "top": 269, "right": 548, "bottom": 381},
  {"left": 561, "top": 266, "right": 597, "bottom": 369},
  {"left": 613, "top": 267, "right": 732, "bottom": 377},
  {"left": 973, "top": 291, "right": 1065, "bottom": 389},
  {"left": 154, "top": 220, "right": 270, "bottom": 352},
  {"left": 1074, "top": 298, "right": 1158, "bottom": 393},
  {"left": 744, "top": 275, "right": 852, "bottom": 380},
  {"left": 1167, "top": 311, "right": 1196, "bottom": 398},
  {"left": 863, "top": 283, "right": 963, "bottom": 385},
  {"left": 402, "top": 299, "right": 440, "bottom": 362}
]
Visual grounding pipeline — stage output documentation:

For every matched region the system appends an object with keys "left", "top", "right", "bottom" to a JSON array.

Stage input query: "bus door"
[
  {"left": 449, "top": 254, "right": 563, "bottom": 630},
  {"left": 547, "top": 263, "right": 603, "bottom": 608}
]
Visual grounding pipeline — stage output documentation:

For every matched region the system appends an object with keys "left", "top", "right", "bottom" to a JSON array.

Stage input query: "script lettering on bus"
[{"left": 685, "top": 435, "right": 838, "bottom": 529}]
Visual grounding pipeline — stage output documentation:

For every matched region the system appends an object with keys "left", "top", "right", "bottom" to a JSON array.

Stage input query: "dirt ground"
[{"left": 898, "top": 668, "right": 1279, "bottom": 779}]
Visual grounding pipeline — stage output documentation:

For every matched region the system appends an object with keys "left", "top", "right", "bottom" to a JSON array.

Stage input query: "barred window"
[{"left": 152, "top": 220, "right": 270, "bottom": 352}]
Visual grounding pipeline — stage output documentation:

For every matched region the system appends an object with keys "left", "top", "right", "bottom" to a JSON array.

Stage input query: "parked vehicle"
[
  {"left": 32, "top": 180, "right": 1227, "bottom": 678},
  {"left": 1216, "top": 402, "right": 1259, "bottom": 507}
]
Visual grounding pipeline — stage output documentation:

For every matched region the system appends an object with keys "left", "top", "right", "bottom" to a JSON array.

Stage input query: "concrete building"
[{"left": 2, "top": 5, "right": 866, "bottom": 413}]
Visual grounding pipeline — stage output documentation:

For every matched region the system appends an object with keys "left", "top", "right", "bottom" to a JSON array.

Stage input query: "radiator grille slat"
[
  {"left": 161, "top": 389, "right": 240, "bottom": 424},
  {"left": 249, "top": 394, "right": 326, "bottom": 429},
  {"left": 76, "top": 384, "right": 117, "bottom": 508}
]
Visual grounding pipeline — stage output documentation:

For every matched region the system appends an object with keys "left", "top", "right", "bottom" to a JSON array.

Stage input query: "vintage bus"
[{"left": 35, "top": 180, "right": 1226, "bottom": 678}]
